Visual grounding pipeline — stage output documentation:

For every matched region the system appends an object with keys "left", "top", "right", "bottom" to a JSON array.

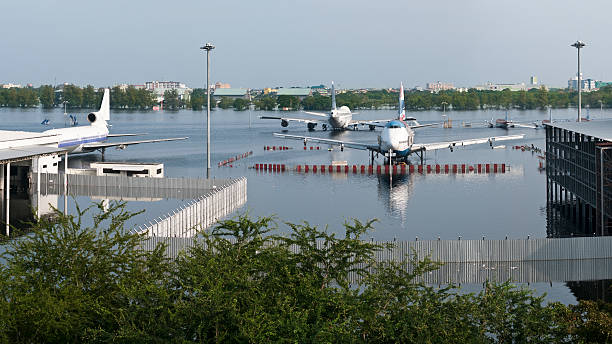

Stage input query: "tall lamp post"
[
  {"left": 441, "top": 101, "right": 448, "bottom": 128},
  {"left": 200, "top": 42, "right": 215, "bottom": 178},
  {"left": 571, "top": 40, "right": 586, "bottom": 122}
]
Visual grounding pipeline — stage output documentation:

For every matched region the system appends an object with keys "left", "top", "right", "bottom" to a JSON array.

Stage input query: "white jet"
[
  {"left": 274, "top": 83, "right": 524, "bottom": 164},
  {"left": 260, "top": 81, "right": 390, "bottom": 131},
  {"left": 0, "top": 88, "right": 187, "bottom": 156}
]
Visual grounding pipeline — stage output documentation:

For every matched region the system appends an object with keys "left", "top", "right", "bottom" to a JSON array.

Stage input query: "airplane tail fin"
[
  {"left": 399, "top": 82, "right": 406, "bottom": 121},
  {"left": 88, "top": 88, "right": 110, "bottom": 127},
  {"left": 331, "top": 81, "right": 337, "bottom": 110}
]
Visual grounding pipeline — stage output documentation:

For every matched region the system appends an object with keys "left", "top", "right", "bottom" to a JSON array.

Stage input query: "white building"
[
  {"left": 568, "top": 74, "right": 596, "bottom": 91},
  {"left": 426, "top": 81, "right": 455, "bottom": 93},
  {"left": 145, "top": 81, "right": 192, "bottom": 102}
]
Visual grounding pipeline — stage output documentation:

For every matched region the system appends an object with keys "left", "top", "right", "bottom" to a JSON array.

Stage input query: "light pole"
[
  {"left": 571, "top": 40, "right": 586, "bottom": 122},
  {"left": 599, "top": 99, "right": 603, "bottom": 117},
  {"left": 441, "top": 101, "right": 448, "bottom": 128},
  {"left": 63, "top": 100, "right": 69, "bottom": 127},
  {"left": 200, "top": 42, "right": 215, "bottom": 178}
]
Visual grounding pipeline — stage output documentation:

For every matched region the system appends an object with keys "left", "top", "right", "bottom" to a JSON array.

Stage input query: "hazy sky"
[{"left": 1, "top": 0, "right": 610, "bottom": 89}]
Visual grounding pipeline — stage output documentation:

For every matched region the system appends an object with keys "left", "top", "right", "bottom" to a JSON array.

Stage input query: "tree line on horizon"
[
  {"left": 0, "top": 202, "right": 610, "bottom": 342},
  {"left": 2, "top": 84, "right": 612, "bottom": 113}
]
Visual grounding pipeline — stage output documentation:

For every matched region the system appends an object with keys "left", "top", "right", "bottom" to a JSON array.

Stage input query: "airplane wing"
[
  {"left": 273, "top": 133, "right": 377, "bottom": 151},
  {"left": 512, "top": 122, "right": 540, "bottom": 129},
  {"left": 107, "top": 133, "right": 147, "bottom": 137},
  {"left": 350, "top": 119, "right": 389, "bottom": 128},
  {"left": 411, "top": 134, "right": 524, "bottom": 152},
  {"left": 82, "top": 137, "right": 188, "bottom": 151},
  {"left": 302, "top": 111, "right": 329, "bottom": 117},
  {"left": 259, "top": 116, "right": 322, "bottom": 124}
]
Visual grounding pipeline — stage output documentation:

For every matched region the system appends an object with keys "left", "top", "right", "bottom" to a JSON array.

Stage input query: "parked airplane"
[
  {"left": 260, "top": 81, "right": 390, "bottom": 131},
  {"left": 274, "top": 85, "right": 524, "bottom": 164},
  {"left": 0, "top": 88, "right": 187, "bottom": 156},
  {"left": 487, "top": 112, "right": 540, "bottom": 129}
]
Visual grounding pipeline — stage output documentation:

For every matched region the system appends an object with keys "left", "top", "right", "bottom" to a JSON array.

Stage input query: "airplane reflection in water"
[{"left": 376, "top": 173, "right": 415, "bottom": 225}]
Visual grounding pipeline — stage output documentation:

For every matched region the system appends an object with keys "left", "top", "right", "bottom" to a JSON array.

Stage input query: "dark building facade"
[{"left": 545, "top": 121, "right": 612, "bottom": 237}]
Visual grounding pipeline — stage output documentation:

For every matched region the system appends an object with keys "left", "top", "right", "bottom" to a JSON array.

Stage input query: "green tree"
[
  {"left": 39, "top": 85, "right": 55, "bottom": 108},
  {"left": 232, "top": 97, "right": 249, "bottom": 111},
  {"left": 218, "top": 96, "right": 233, "bottom": 109},
  {"left": 163, "top": 89, "right": 180, "bottom": 110},
  {"left": 0, "top": 202, "right": 172, "bottom": 342}
]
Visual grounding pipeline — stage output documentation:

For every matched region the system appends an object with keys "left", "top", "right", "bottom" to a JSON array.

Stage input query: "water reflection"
[{"left": 376, "top": 172, "right": 415, "bottom": 225}]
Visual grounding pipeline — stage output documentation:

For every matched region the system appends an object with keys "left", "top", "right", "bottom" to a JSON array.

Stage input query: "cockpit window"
[{"left": 389, "top": 125, "right": 401, "bottom": 128}]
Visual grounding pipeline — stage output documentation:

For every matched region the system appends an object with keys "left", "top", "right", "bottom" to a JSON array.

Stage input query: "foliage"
[
  {"left": 38, "top": 85, "right": 55, "bottom": 108},
  {"left": 254, "top": 95, "right": 276, "bottom": 110},
  {"left": 217, "top": 96, "right": 234, "bottom": 109},
  {"left": 189, "top": 88, "right": 215, "bottom": 111},
  {"left": 0, "top": 205, "right": 609, "bottom": 342},
  {"left": 232, "top": 97, "right": 249, "bottom": 111},
  {"left": 163, "top": 89, "right": 180, "bottom": 110},
  {"left": 277, "top": 95, "right": 300, "bottom": 109}
]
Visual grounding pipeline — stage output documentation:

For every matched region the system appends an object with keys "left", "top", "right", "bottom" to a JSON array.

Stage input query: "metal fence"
[
  {"left": 134, "top": 177, "right": 247, "bottom": 239},
  {"left": 140, "top": 235, "right": 612, "bottom": 283},
  {"left": 32, "top": 173, "right": 230, "bottom": 199},
  {"left": 142, "top": 236, "right": 612, "bottom": 263}
]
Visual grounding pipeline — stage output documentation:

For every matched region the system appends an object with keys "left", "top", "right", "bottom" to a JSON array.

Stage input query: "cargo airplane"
[
  {"left": 274, "top": 84, "right": 524, "bottom": 164},
  {"left": 260, "top": 81, "right": 392, "bottom": 131}
]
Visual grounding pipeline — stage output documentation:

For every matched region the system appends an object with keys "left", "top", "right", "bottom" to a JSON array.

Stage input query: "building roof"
[
  {"left": 0, "top": 146, "right": 67, "bottom": 164},
  {"left": 545, "top": 120, "right": 612, "bottom": 142},
  {"left": 276, "top": 88, "right": 311, "bottom": 96},
  {"left": 213, "top": 88, "right": 247, "bottom": 96}
]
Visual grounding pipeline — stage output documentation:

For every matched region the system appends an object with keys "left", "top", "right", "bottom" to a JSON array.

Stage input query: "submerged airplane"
[
  {"left": 487, "top": 112, "right": 540, "bottom": 129},
  {"left": 274, "top": 84, "right": 524, "bottom": 164},
  {"left": 260, "top": 81, "right": 389, "bottom": 131},
  {"left": 0, "top": 88, "right": 187, "bottom": 156}
]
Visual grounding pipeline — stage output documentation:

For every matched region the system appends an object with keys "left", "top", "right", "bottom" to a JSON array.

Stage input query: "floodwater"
[{"left": 2, "top": 105, "right": 612, "bottom": 304}]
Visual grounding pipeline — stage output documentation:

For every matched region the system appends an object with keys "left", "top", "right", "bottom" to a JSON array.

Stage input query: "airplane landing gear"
[{"left": 322, "top": 124, "right": 327, "bottom": 131}]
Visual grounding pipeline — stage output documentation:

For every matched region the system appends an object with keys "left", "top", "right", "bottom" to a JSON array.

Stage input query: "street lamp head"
[
  {"left": 200, "top": 42, "right": 215, "bottom": 51},
  {"left": 571, "top": 41, "right": 586, "bottom": 49}
]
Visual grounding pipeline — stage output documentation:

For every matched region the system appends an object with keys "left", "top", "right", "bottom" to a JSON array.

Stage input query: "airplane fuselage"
[
  {"left": 328, "top": 106, "right": 353, "bottom": 129},
  {"left": 377, "top": 120, "right": 414, "bottom": 157},
  {"left": 43, "top": 125, "right": 109, "bottom": 153}
]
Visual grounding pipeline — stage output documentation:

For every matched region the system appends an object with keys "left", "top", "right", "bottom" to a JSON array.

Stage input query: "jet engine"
[
  {"left": 307, "top": 122, "right": 317, "bottom": 130},
  {"left": 281, "top": 119, "right": 289, "bottom": 127},
  {"left": 87, "top": 112, "right": 98, "bottom": 123}
]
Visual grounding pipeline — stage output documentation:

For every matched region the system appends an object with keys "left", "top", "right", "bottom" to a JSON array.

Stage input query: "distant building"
[
  {"left": 276, "top": 88, "right": 312, "bottom": 99},
  {"left": 474, "top": 82, "right": 527, "bottom": 91},
  {"left": 568, "top": 74, "right": 596, "bottom": 91},
  {"left": 212, "top": 88, "right": 249, "bottom": 99},
  {"left": 215, "top": 82, "right": 231, "bottom": 89},
  {"left": 1, "top": 83, "right": 22, "bottom": 89},
  {"left": 263, "top": 88, "right": 277, "bottom": 95},
  {"left": 310, "top": 84, "right": 329, "bottom": 96},
  {"left": 530, "top": 76, "right": 538, "bottom": 86},
  {"left": 596, "top": 81, "right": 612, "bottom": 89},
  {"left": 426, "top": 81, "right": 454, "bottom": 93},
  {"left": 145, "top": 81, "right": 192, "bottom": 103}
]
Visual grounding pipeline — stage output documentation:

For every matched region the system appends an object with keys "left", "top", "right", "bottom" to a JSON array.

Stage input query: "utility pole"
[
  {"left": 571, "top": 41, "right": 586, "bottom": 122},
  {"left": 200, "top": 42, "right": 215, "bottom": 178}
]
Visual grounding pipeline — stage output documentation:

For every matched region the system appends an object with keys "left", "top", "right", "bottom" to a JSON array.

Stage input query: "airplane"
[
  {"left": 260, "top": 81, "right": 390, "bottom": 131},
  {"left": 274, "top": 84, "right": 524, "bottom": 164},
  {"left": 487, "top": 112, "right": 540, "bottom": 129},
  {"left": 1, "top": 88, "right": 187, "bottom": 156}
]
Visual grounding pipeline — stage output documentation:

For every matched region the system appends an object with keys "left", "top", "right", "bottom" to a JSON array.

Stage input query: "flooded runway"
[{"left": 3, "top": 106, "right": 612, "bottom": 304}]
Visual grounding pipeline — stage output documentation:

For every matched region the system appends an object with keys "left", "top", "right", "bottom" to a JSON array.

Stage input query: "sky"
[{"left": 1, "top": 0, "right": 611, "bottom": 89}]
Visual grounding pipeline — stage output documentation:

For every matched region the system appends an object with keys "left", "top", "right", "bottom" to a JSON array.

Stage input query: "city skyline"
[{"left": 1, "top": 0, "right": 611, "bottom": 89}]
